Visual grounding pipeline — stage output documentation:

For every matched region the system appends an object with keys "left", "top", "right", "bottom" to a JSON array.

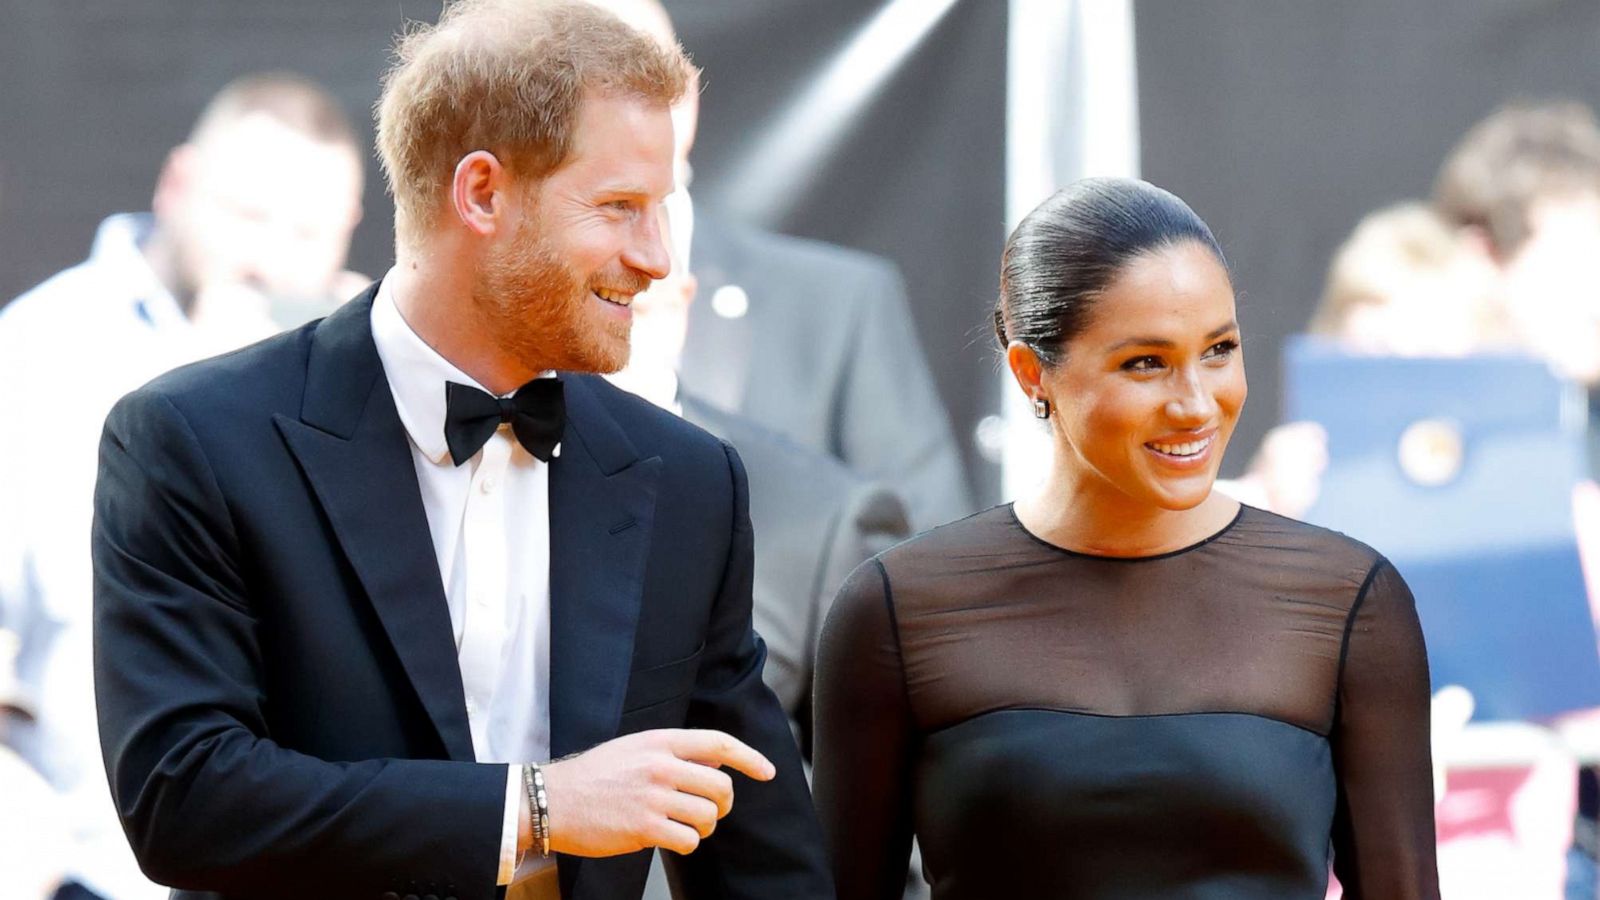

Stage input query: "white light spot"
[{"left": 711, "top": 285, "right": 750, "bottom": 320}]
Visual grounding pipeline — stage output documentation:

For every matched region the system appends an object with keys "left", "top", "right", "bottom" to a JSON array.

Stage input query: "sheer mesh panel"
[{"left": 814, "top": 504, "right": 1438, "bottom": 900}]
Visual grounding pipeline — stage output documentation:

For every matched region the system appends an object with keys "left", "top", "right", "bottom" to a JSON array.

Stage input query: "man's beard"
[{"left": 471, "top": 213, "right": 634, "bottom": 375}]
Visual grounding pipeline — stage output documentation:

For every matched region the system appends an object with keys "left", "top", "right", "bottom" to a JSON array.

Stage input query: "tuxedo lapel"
[
  {"left": 682, "top": 215, "right": 753, "bottom": 412},
  {"left": 273, "top": 288, "right": 475, "bottom": 762},
  {"left": 547, "top": 377, "right": 661, "bottom": 764}
]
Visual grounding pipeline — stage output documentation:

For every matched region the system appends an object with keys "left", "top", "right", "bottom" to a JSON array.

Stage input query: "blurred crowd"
[
  {"left": 1219, "top": 100, "right": 1600, "bottom": 900},
  {"left": 6, "top": 4, "right": 1600, "bottom": 899},
  {"left": 1227, "top": 101, "right": 1600, "bottom": 517}
]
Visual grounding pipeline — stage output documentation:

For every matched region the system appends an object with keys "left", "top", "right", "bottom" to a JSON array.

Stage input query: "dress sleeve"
[
  {"left": 813, "top": 558, "right": 917, "bottom": 900},
  {"left": 1329, "top": 557, "right": 1441, "bottom": 899}
]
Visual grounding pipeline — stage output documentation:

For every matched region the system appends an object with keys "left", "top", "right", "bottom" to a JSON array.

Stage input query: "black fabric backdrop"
[
  {"left": 0, "top": 0, "right": 1007, "bottom": 502},
  {"left": 14, "top": 1, "right": 1593, "bottom": 490}
]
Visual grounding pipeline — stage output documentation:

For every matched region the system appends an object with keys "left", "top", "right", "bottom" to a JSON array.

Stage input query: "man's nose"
[{"left": 624, "top": 211, "right": 672, "bottom": 281}]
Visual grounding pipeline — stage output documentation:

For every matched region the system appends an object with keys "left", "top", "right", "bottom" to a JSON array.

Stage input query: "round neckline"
[{"left": 1005, "top": 501, "right": 1246, "bottom": 562}]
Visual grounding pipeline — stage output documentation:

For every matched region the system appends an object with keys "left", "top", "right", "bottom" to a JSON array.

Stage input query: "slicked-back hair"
[
  {"left": 995, "top": 177, "right": 1227, "bottom": 366},
  {"left": 376, "top": 0, "right": 693, "bottom": 239}
]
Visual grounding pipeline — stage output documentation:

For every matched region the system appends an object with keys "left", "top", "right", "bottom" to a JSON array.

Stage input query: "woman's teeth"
[
  {"left": 595, "top": 288, "right": 632, "bottom": 306},
  {"left": 1148, "top": 437, "right": 1211, "bottom": 457}
]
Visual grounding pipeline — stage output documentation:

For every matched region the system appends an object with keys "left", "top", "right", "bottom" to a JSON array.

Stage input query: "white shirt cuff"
[{"left": 498, "top": 764, "right": 521, "bottom": 885}]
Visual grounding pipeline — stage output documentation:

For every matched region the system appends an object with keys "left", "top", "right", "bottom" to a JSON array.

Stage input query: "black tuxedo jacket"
[{"left": 90, "top": 287, "right": 832, "bottom": 900}]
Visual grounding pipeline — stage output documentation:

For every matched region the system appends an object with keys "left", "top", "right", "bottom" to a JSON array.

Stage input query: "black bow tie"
[{"left": 443, "top": 378, "right": 565, "bottom": 466}]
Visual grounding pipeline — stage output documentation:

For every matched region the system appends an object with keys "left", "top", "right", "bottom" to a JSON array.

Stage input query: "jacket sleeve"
[
  {"left": 661, "top": 441, "right": 835, "bottom": 899},
  {"left": 93, "top": 388, "right": 507, "bottom": 900}
]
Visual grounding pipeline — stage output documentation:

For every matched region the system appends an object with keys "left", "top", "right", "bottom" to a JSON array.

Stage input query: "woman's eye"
[
  {"left": 1204, "top": 339, "right": 1239, "bottom": 359},
  {"left": 1121, "top": 355, "right": 1163, "bottom": 372}
]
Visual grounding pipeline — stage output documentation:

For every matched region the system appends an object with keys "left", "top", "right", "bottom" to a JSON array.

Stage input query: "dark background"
[
  {"left": 0, "top": 0, "right": 1008, "bottom": 500},
  {"left": 5, "top": 0, "right": 1600, "bottom": 492}
]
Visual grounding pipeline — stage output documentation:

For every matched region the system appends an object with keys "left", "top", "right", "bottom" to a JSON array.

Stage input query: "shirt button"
[{"left": 480, "top": 477, "right": 496, "bottom": 493}]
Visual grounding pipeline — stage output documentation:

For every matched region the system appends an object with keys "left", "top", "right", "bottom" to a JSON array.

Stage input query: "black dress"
[{"left": 814, "top": 503, "right": 1439, "bottom": 900}]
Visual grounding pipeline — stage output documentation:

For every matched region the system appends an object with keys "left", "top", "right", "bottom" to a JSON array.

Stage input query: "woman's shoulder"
[
  {"left": 821, "top": 510, "right": 1017, "bottom": 651},
  {"left": 1226, "top": 504, "right": 1393, "bottom": 595},
  {"left": 874, "top": 503, "right": 1024, "bottom": 570},
  {"left": 832, "top": 504, "right": 1046, "bottom": 620}
]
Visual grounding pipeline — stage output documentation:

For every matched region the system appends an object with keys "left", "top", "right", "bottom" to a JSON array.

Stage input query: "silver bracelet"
[{"left": 524, "top": 762, "right": 551, "bottom": 857}]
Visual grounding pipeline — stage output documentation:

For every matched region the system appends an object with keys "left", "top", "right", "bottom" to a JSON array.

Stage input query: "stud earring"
[{"left": 1032, "top": 397, "right": 1051, "bottom": 419}]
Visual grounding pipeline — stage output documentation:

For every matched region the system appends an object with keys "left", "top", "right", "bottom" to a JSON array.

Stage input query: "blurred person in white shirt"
[
  {"left": 0, "top": 627, "right": 70, "bottom": 900},
  {"left": 0, "top": 72, "right": 364, "bottom": 900}
]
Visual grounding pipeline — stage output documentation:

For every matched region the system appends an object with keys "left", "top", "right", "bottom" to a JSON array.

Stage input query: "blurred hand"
[
  {"left": 1246, "top": 421, "right": 1329, "bottom": 518},
  {"left": 1572, "top": 481, "right": 1600, "bottom": 633},
  {"left": 0, "top": 745, "right": 68, "bottom": 899},
  {"left": 1430, "top": 684, "right": 1475, "bottom": 801},
  {"left": 541, "top": 729, "right": 775, "bottom": 857}
]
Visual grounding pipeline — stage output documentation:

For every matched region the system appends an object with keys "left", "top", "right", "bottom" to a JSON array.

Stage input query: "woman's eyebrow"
[{"left": 1106, "top": 321, "right": 1238, "bottom": 352}]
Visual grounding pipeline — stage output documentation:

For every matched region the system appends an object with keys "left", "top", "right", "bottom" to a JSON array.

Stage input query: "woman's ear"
[{"left": 1007, "top": 340, "right": 1047, "bottom": 404}]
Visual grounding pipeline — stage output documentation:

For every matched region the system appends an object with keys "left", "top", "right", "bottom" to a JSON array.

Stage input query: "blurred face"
[
  {"left": 160, "top": 112, "right": 363, "bottom": 302},
  {"left": 1339, "top": 251, "right": 1498, "bottom": 358},
  {"left": 1039, "top": 242, "right": 1246, "bottom": 511},
  {"left": 577, "top": 0, "right": 699, "bottom": 182},
  {"left": 1501, "top": 192, "right": 1600, "bottom": 384},
  {"left": 474, "top": 93, "right": 675, "bottom": 374},
  {"left": 625, "top": 207, "right": 695, "bottom": 372}
]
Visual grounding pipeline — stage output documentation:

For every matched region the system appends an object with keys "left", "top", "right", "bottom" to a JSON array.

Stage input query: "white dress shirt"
[{"left": 369, "top": 274, "right": 558, "bottom": 894}]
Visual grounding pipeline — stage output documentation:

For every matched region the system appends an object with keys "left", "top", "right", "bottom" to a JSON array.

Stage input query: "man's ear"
[
  {"left": 450, "top": 150, "right": 508, "bottom": 237},
  {"left": 151, "top": 143, "right": 198, "bottom": 219}
]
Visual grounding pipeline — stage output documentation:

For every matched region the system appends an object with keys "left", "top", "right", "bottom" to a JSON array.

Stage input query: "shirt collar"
[
  {"left": 89, "top": 213, "right": 187, "bottom": 330},
  {"left": 371, "top": 271, "right": 485, "bottom": 465},
  {"left": 370, "top": 270, "right": 557, "bottom": 465}
]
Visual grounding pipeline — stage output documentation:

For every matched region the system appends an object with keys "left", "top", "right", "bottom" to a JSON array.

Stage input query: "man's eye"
[{"left": 1121, "top": 356, "right": 1162, "bottom": 372}]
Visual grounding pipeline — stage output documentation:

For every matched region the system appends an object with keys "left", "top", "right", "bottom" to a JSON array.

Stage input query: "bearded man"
[{"left": 88, "top": 3, "right": 832, "bottom": 899}]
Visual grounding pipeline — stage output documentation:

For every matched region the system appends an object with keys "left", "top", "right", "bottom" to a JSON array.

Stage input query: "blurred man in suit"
[
  {"left": 607, "top": 163, "right": 910, "bottom": 900},
  {"left": 589, "top": 0, "right": 971, "bottom": 531},
  {"left": 0, "top": 72, "right": 364, "bottom": 900},
  {"left": 610, "top": 205, "right": 911, "bottom": 748}
]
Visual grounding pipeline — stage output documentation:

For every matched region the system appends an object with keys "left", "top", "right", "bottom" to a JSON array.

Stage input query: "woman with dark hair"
[{"left": 813, "top": 178, "right": 1439, "bottom": 899}]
